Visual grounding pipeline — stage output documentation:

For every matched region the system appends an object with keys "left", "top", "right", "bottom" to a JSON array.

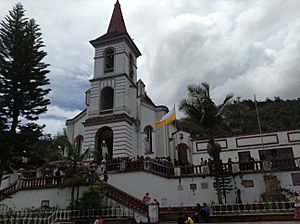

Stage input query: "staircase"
[
  {"left": 0, "top": 182, "right": 17, "bottom": 201},
  {"left": 0, "top": 177, "right": 148, "bottom": 218},
  {"left": 105, "top": 182, "right": 148, "bottom": 216}
]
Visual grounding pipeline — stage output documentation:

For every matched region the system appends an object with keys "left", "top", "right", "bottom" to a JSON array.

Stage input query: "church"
[
  {"left": 2, "top": 1, "right": 300, "bottom": 222},
  {"left": 66, "top": 0, "right": 189, "bottom": 163}
]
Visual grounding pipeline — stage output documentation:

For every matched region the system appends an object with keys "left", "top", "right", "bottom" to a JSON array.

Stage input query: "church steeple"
[
  {"left": 107, "top": 0, "right": 127, "bottom": 34},
  {"left": 90, "top": 0, "right": 141, "bottom": 80}
]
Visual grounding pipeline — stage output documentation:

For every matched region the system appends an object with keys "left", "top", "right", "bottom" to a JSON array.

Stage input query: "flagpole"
[
  {"left": 174, "top": 104, "right": 178, "bottom": 160},
  {"left": 254, "top": 95, "right": 265, "bottom": 150}
]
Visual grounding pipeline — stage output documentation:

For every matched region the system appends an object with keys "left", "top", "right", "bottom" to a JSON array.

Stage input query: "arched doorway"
[
  {"left": 95, "top": 127, "right": 113, "bottom": 161},
  {"left": 177, "top": 143, "right": 189, "bottom": 165}
]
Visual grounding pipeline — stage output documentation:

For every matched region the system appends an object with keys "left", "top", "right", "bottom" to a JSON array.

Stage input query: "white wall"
[
  {"left": 192, "top": 129, "right": 300, "bottom": 164},
  {"left": 1, "top": 187, "right": 86, "bottom": 210},
  {"left": 108, "top": 170, "right": 299, "bottom": 207},
  {"left": 2, "top": 168, "right": 299, "bottom": 210},
  {"left": 66, "top": 110, "right": 86, "bottom": 145}
]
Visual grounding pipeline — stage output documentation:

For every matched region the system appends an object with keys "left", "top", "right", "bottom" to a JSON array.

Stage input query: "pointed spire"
[{"left": 107, "top": 0, "right": 127, "bottom": 34}]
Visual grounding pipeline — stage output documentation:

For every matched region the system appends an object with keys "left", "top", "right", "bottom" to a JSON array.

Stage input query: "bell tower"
[
  {"left": 86, "top": 0, "right": 141, "bottom": 119},
  {"left": 82, "top": 0, "right": 142, "bottom": 159},
  {"left": 90, "top": 0, "right": 141, "bottom": 81}
]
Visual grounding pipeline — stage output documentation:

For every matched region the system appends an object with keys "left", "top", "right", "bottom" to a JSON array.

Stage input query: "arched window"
[
  {"left": 104, "top": 48, "right": 114, "bottom": 73},
  {"left": 74, "top": 135, "right": 83, "bottom": 155},
  {"left": 143, "top": 125, "right": 153, "bottom": 154},
  {"left": 129, "top": 53, "right": 134, "bottom": 79},
  {"left": 100, "top": 87, "right": 114, "bottom": 112}
]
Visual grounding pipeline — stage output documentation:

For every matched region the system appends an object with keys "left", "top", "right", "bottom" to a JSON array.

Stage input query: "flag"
[{"left": 154, "top": 106, "right": 176, "bottom": 126}]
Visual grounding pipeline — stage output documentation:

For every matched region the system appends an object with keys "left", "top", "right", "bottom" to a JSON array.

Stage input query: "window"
[
  {"left": 201, "top": 182, "right": 209, "bottom": 189},
  {"left": 75, "top": 135, "right": 83, "bottom": 155},
  {"left": 292, "top": 173, "right": 300, "bottom": 185},
  {"left": 143, "top": 125, "right": 153, "bottom": 154},
  {"left": 85, "top": 89, "right": 90, "bottom": 106},
  {"left": 258, "top": 147, "right": 294, "bottom": 161},
  {"left": 129, "top": 53, "right": 134, "bottom": 78},
  {"left": 100, "top": 87, "right": 114, "bottom": 112},
  {"left": 238, "top": 151, "right": 250, "bottom": 162},
  {"left": 104, "top": 48, "right": 114, "bottom": 73},
  {"left": 41, "top": 200, "right": 50, "bottom": 208},
  {"left": 259, "top": 147, "right": 295, "bottom": 170}
]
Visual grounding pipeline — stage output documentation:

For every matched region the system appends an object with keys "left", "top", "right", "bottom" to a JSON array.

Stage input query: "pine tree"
[
  {"left": 0, "top": 3, "right": 50, "bottom": 134},
  {"left": 212, "top": 162, "right": 233, "bottom": 204}
]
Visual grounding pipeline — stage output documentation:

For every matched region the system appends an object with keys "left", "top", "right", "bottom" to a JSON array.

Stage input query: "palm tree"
[
  {"left": 50, "top": 137, "right": 90, "bottom": 208},
  {"left": 179, "top": 82, "right": 233, "bottom": 204}
]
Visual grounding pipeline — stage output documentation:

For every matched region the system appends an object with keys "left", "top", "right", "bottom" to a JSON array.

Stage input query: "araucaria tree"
[
  {"left": 0, "top": 3, "right": 50, "bottom": 134},
  {"left": 179, "top": 82, "right": 233, "bottom": 204}
]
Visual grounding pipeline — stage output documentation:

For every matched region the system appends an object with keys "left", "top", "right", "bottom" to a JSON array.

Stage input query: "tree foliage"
[
  {"left": 78, "top": 181, "right": 107, "bottom": 210},
  {"left": 179, "top": 82, "right": 234, "bottom": 204},
  {"left": 50, "top": 136, "right": 90, "bottom": 208},
  {"left": 180, "top": 97, "right": 300, "bottom": 139},
  {"left": 179, "top": 82, "right": 233, "bottom": 139},
  {"left": 0, "top": 3, "right": 50, "bottom": 133},
  {"left": 0, "top": 4, "right": 50, "bottom": 182}
]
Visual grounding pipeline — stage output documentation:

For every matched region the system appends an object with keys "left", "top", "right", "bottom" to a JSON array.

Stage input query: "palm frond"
[{"left": 216, "top": 93, "right": 234, "bottom": 117}]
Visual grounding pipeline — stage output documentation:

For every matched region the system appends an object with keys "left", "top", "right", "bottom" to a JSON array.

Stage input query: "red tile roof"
[{"left": 107, "top": 0, "right": 127, "bottom": 34}]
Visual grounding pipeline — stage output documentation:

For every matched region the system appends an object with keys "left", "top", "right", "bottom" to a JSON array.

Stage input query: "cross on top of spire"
[{"left": 107, "top": 0, "right": 127, "bottom": 34}]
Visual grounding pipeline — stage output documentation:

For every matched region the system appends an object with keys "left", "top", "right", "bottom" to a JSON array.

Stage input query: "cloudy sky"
[{"left": 1, "top": 0, "right": 300, "bottom": 135}]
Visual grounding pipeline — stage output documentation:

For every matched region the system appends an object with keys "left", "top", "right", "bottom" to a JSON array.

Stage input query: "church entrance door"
[
  {"left": 177, "top": 143, "right": 189, "bottom": 165},
  {"left": 96, "top": 127, "right": 113, "bottom": 161}
]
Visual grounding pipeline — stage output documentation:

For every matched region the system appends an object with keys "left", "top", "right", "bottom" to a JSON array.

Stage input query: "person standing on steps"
[{"left": 142, "top": 192, "right": 151, "bottom": 205}]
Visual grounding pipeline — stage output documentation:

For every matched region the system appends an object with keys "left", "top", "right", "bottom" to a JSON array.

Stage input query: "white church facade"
[{"left": 66, "top": 0, "right": 186, "bottom": 162}]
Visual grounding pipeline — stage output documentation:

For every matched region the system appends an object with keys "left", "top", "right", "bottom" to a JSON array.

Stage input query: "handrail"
[
  {"left": 0, "top": 182, "right": 17, "bottom": 200},
  {"left": 102, "top": 157, "right": 300, "bottom": 178},
  {"left": 211, "top": 201, "right": 294, "bottom": 215},
  {"left": 0, "top": 208, "right": 135, "bottom": 223},
  {"left": 0, "top": 177, "right": 63, "bottom": 202},
  {"left": 159, "top": 202, "right": 294, "bottom": 216},
  {"left": 105, "top": 182, "right": 148, "bottom": 215}
]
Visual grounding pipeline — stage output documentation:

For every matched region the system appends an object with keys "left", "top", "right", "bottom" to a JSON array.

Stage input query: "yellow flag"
[{"left": 154, "top": 107, "right": 176, "bottom": 126}]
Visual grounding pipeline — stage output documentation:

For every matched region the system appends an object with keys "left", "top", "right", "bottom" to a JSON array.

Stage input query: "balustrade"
[
  {"left": 0, "top": 183, "right": 17, "bottom": 200},
  {"left": 150, "top": 162, "right": 174, "bottom": 177},
  {"left": 149, "top": 157, "right": 300, "bottom": 177},
  {"left": 0, "top": 208, "right": 134, "bottom": 224},
  {"left": 211, "top": 201, "right": 294, "bottom": 215},
  {"left": 19, "top": 176, "right": 62, "bottom": 189}
]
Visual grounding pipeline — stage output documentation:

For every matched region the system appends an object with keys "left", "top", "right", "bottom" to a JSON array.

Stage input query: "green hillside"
[{"left": 179, "top": 97, "right": 300, "bottom": 139}]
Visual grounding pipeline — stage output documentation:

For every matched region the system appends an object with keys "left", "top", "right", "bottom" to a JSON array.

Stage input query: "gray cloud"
[{"left": 1, "top": 0, "right": 300, "bottom": 134}]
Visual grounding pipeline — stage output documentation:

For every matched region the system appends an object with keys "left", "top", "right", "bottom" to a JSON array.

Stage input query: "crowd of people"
[{"left": 109, "top": 155, "right": 191, "bottom": 167}]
